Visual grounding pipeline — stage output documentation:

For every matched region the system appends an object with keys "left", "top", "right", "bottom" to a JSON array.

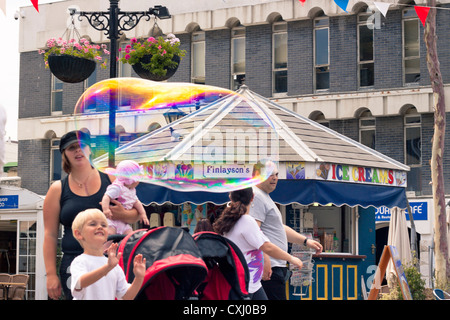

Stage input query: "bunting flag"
[
  {"left": 31, "top": 0, "right": 39, "bottom": 12},
  {"left": 414, "top": 6, "right": 430, "bottom": 26},
  {"left": 334, "top": 0, "right": 349, "bottom": 13},
  {"left": 297, "top": 1, "right": 443, "bottom": 27},
  {"left": 374, "top": 1, "right": 391, "bottom": 18}
]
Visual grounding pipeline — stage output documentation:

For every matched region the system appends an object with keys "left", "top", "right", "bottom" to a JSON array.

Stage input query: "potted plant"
[
  {"left": 119, "top": 34, "right": 186, "bottom": 81},
  {"left": 39, "top": 37, "right": 110, "bottom": 83}
]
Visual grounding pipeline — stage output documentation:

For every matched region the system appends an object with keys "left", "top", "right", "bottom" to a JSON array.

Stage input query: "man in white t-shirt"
[{"left": 250, "top": 166, "right": 323, "bottom": 300}]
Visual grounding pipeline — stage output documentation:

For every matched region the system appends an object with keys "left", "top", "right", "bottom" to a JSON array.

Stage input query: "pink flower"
[
  {"left": 125, "top": 54, "right": 131, "bottom": 60},
  {"left": 131, "top": 37, "right": 137, "bottom": 43},
  {"left": 118, "top": 47, "right": 122, "bottom": 52},
  {"left": 158, "top": 45, "right": 162, "bottom": 50},
  {"left": 147, "top": 37, "right": 157, "bottom": 43},
  {"left": 161, "top": 49, "right": 167, "bottom": 56}
]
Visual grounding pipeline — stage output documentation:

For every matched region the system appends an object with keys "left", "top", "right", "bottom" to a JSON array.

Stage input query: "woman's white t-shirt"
[
  {"left": 224, "top": 214, "right": 269, "bottom": 293},
  {"left": 70, "top": 254, "right": 130, "bottom": 300}
]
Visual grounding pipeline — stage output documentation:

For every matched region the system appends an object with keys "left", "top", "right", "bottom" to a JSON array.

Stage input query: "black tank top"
[{"left": 59, "top": 171, "right": 111, "bottom": 254}]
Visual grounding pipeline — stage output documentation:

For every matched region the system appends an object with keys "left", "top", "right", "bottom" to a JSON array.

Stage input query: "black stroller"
[
  {"left": 193, "top": 231, "right": 250, "bottom": 300},
  {"left": 117, "top": 226, "right": 208, "bottom": 300}
]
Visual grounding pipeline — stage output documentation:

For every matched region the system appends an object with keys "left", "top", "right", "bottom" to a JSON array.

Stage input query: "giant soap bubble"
[{"left": 74, "top": 78, "right": 279, "bottom": 192}]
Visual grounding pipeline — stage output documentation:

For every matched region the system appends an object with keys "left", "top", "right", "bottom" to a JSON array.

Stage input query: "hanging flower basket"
[
  {"left": 39, "top": 37, "right": 109, "bottom": 83},
  {"left": 47, "top": 54, "right": 96, "bottom": 83},
  {"left": 119, "top": 34, "right": 186, "bottom": 82},
  {"left": 132, "top": 54, "right": 181, "bottom": 81}
]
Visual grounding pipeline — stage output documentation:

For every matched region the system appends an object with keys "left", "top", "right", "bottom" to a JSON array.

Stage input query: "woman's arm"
[{"left": 43, "top": 181, "right": 63, "bottom": 300}]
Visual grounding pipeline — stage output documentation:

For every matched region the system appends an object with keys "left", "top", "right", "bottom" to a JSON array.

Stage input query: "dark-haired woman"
[{"left": 213, "top": 188, "right": 303, "bottom": 300}]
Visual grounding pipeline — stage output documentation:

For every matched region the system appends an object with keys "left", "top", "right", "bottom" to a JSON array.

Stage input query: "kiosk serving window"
[{"left": 288, "top": 204, "right": 356, "bottom": 254}]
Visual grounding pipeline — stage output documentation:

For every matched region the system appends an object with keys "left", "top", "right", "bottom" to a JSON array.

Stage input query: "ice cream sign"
[{"left": 286, "top": 162, "right": 407, "bottom": 187}]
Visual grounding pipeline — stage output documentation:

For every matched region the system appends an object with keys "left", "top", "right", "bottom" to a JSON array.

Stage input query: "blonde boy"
[{"left": 70, "top": 208, "right": 146, "bottom": 300}]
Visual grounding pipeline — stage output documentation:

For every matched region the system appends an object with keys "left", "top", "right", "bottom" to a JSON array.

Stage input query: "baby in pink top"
[{"left": 101, "top": 160, "right": 149, "bottom": 235}]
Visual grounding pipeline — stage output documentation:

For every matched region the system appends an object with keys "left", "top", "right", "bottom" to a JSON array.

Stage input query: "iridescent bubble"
[{"left": 74, "top": 78, "right": 279, "bottom": 192}]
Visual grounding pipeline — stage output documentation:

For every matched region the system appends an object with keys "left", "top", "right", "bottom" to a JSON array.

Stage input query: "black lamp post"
[
  {"left": 69, "top": 1, "right": 171, "bottom": 167},
  {"left": 163, "top": 107, "right": 187, "bottom": 124}
]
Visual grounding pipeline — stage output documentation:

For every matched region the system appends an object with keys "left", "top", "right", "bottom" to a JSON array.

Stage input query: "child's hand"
[
  {"left": 133, "top": 254, "right": 146, "bottom": 280},
  {"left": 106, "top": 243, "right": 122, "bottom": 268},
  {"left": 103, "top": 208, "right": 112, "bottom": 219},
  {"left": 141, "top": 216, "right": 150, "bottom": 226}
]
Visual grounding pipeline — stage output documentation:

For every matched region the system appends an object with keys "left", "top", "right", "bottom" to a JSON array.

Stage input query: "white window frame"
[
  {"left": 402, "top": 7, "right": 421, "bottom": 85},
  {"left": 313, "top": 16, "right": 330, "bottom": 92},
  {"left": 191, "top": 31, "right": 205, "bottom": 84},
  {"left": 357, "top": 13, "right": 374, "bottom": 88},
  {"left": 231, "top": 27, "right": 245, "bottom": 90},
  {"left": 272, "top": 21, "right": 288, "bottom": 96},
  {"left": 51, "top": 75, "right": 63, "bottom": 115},
  {"left": 404, "top": 109, "right": 422, "bottom": 166},
  {"left": 359, "top": 110, "right": 376, "bottom": 149}
]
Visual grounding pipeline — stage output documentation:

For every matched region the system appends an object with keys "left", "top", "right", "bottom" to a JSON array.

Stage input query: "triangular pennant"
[
  {"left": 298, "top": 0, "right": 306, "bottom": 5},
  {"left": 374, "top": 1, "right": 391, "bottom": 18},
  {"left": 334, "top": 0, "right": 349, "bottom": 12},
  {"left": 31, "top": 0, "right": 39, "bottom": 12},
  {"left": 414, "top": 6, "right": 430, "bottom": 26}
]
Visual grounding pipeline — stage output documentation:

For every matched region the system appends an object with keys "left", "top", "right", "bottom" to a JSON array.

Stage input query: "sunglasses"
[{"left": 66, "top": 142, "right": 88, "bottom": 151}]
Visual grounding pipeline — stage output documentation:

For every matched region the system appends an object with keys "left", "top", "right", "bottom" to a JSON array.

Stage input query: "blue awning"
[{"left": 136, "top": 179, "right": 408, "bottom": 209}]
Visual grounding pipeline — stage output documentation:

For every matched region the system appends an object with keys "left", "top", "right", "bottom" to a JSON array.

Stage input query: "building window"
[
  {"left": 359, "top": 110, "right": 375, "bottom": 149},
  {"left": 358, "top": 13, "right": 374, "bottom": 87},
  {"left": 50, "top": 139, "right": 62, "bottom": 182},
  {"left": 51, "top": 76, "right": 63, "bottom": 114},
  {"left": 231, "top": 27, "right": 245, "bottom": 90},
  {"left": 83, "top": 69, "right": 97, "bottom": 113},
  {"left": 314, "top": 16, "right": 329, "bottom": 91},
  {"left": 404, "top": 107, "right": 421, "bottom": 165},
  {"left": 119, "top": 42, "right": 133, "bottom": 78},
  {"left": 191, "top": 32, "right": 205, "bottom": 84},
  {"left": 272, "top": 22, "right": 287, "bottom": 94},
  {"left": 403, "top": 7, "right": 420, "bottom": 84},
  {"left": 311, "top": 111, "right": 329, "bottom": 128}
]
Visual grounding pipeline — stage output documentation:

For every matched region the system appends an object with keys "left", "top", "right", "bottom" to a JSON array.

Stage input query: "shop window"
[
  {"left": 51, "top": 75, "right": 63, "bottom": 114},
  {"left": 191, "top": 32, "right": 205, "bottom": 84},
  {"left": 231, "top": 27, "right": 246, "bottom": 90},
  {"left": 18, "top": 220, "right": 37, "bottom": 300},
  {"left": 290, "top": 205, "right": 356, "bottom": 254},
  {"left": 358, "top": 13, "right": 374, "bottom": 87},
  {"left": 314, "top": 16, "right": 329, "bottom": 91},
  {"left": 272, "top": 22, "right": 287, "bottom": 94},
  {"left": 403, "top": 7, "right": 420, "bottom": 84},
  {"left": 359, "top": 110, "right": 375, "bottom": 149}
]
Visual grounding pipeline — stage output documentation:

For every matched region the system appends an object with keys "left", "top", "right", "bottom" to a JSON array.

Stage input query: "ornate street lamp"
[{"left": 69, "top": 1, "right": 171, "bottom": 167}]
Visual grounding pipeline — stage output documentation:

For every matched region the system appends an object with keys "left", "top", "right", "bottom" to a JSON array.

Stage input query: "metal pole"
[
  {"left": 108, "top": 0, "right": 119, "bottom": 168},
  {"left": 75, "top": 2, "right": 170, "bottom": 168}
]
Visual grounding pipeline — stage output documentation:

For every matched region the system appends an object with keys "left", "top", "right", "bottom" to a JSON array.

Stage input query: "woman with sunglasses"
[{"left": 43, "top": 130, "right": 140, "bottom": 300}]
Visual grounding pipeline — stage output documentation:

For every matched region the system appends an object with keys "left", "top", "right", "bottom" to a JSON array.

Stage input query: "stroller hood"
[
  {"left": 118, "top": 227, "right": 207, "bottom": 300},
  {"left": 193, "top": 231, "right": 250, "bottom": 300}
]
